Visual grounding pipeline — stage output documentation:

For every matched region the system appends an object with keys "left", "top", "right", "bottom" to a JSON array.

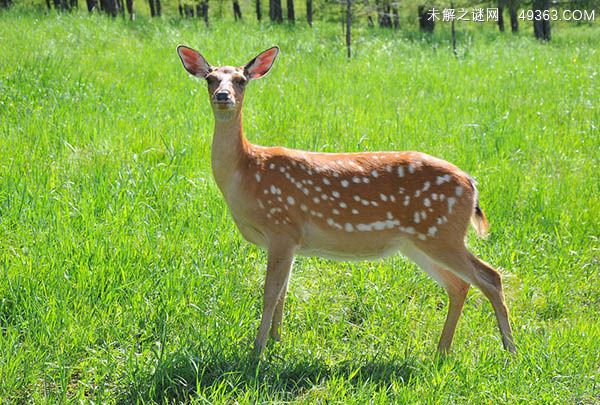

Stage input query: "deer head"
[{"left": 177, "top": 45, "right": 279, "bottom": 121}]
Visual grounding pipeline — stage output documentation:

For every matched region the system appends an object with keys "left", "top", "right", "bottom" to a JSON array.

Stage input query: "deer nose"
[{"left": 215, "top": 91, "right": 230, "bottom": 101}]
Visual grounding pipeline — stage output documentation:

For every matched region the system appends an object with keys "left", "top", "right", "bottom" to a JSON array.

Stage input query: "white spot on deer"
[
  {"left": 418, "top": 234, "right": 427, "bottom": 241},
  {"left": 353, "top": 195, "right": 361, "bottom": 202},
  {"left": 386, "top": 165, "right": 392, "bottom": 173},
  {"left": 440, "top": 194, "right": 446, "bottom": 201},
  {"left": 424, "top": 198, "right": 431, "bottom": 207},
  {"left": 428, "top": 226, "right": 438, "bottom": 236},
  {"left": 380, "top": 193, "right": 388, "bottom": 202},
  {"left": 279, "top": 166, "right": 286, "bottom": 173},
  {"left": 352, "top": 208, "right": 359, "bottom": 214},
  {"left": 341, "top": 180, "right": 349, "bottom": 188},
  {"left": 306, "top": 179, "right": 314, "bottom": 185},
  {"left": 408, "top": 164, "right": 415, "bottom": 174},
  {"left": 403, "top": 196, "right": 410, "bottom": 206},
  {"left": 323, "top": 178, "right": 331, "bottom": 185},
  {"left": 361, "top": 200, "right": 370, "bottom": 206},
  {"left": 356, "top": 223, "right": 372, "bottom": 232},
  {"left": 390, "top": 195, "right": 396, "bottom": 202},
  {"left": 333, "top": 172, "right": 340, "bottom": 178},
  {"left": 420, "top": 210, "right": 426, "bottom": 220},
  {"left": 263, "top": 189, "right": 269, "bottom": 195},
  {"left": 397, "top": 166, "right": 405, "bottom": 177},
  {"left": 287, "top": 196, "right": 295, "bottom": 205},
  {"left": 436, "top": 174, "right": 451, "bottom": 185},
  {"left": 422, "top": 181, "right": 431, "bottom": 191},
  {"left": 414, "top": 212, "right": 420, "bottom": 224},
  {"left": 313, "top": 197, "right": 320, "bottom": 204},
  {"left": 373, "top": 221, "right": 386, "bottom": 231},
  {"left": 277, "top": 197, "right": 283, "bottom": 203},
  {"left": 386, "top": 211, "right": 393, "bottom": 220},
  {"left": 267, "top": 213, "right": 272, "bottom": 219},
  {"left": 352, "top": 177, "right": 361, "bottom": 184},
  {"left": 321, "top": 194, "right": 328, "bottom": 200},
  {"left": 344, "top": 223, "right": 354, "bottom": 232},
  {"left": 370, "top": 201, "right": 379, "bottom": 207},
  {"left": 315, "top": 186, "right": 322, "bottom": 192},
  {"left": 257, "top": 199, "right": 264, "bottom": 209},
  {"left": 284, "top": 204, "right": 289, "bottom": 210},
  {"left": 255, "top": 173, "right": 261, "bottom": 183},
  {"left": 401, "top": 226, "right": 415, "bottom": 234},
  {"left": 332, "top": 190, "right": 340, "bottom": 198},
  {"left": 386, "top": 219, "right": 400, "bottom": 228},
  {"left": 332, "top": 208, "right": 340, "bottom": 215},
  {"left": 270, "top": 185, "right": 277, "bottom": 194},
  {"left": 447, "top": 197, "right": 457, "bottom": 213},
  {"left": 339, "top": 201, "right": 348, "bottom": 208},
  {"left": 455, "top": 186, "right": 463, "bottom": 196},
  {"left": 270, "top": 207, "right": 282, "bottom": 214},
  {"left": 275, "top": 220, "right": 280, "bottom": 225},
  {"left": 415, "top": 190, "right": 421, "bottom": 197},
  {"left": 302, "top": 188, "right": 310, "bottom": 195},
  {"left": 371, "top": 170, "right": 379, "bottom": 178},
  {"left": 300, "top": 204, "right": 308, "bottom": 212},
  {"left": 398, "top": 187, "right": 405, "bottom": 194},
  {"left": 362, "top": 177, "right": 370, "bottom": 184},
  {"left": 327, "top": 218, "right": 335, "bottom": 226},
  {"left": 432, "top": 193, "right": 438, "bottom": 201}
]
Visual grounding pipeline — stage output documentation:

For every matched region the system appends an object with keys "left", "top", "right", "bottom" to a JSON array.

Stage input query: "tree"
[
  {"left": 256, "top": 0, "right": 262, "bottom": 20},
  {"left": 532, "top": 0, "right": 550, "bottom": 40},
  {"left": 233, "top": 0, "right": 242, "bottom": 20},
  {"left": 287, "top": 0, "right": 295, "bottom": 22},
  {"left": 508, "top": 0, "right": 519, "bottom": 32},
  {"left": 148, "top": 0, "right": 161, "bottom": 16},
  {"left": 269, "top": 0, "right": 282, "bottom": 21},
  {"left": 306, "top": 0, "right": 312, "bottom": 26}
]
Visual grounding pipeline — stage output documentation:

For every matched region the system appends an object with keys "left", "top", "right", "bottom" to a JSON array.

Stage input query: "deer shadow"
[{"left": 125, "top": 343, "right": 422, "bottom": 403}]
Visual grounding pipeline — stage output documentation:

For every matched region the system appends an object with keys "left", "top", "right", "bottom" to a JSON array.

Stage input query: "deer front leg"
[
  {"left": 270, "top": 274, "right": 291, "bottom": 341},
  {"left": 254, "top": 241, "right": 295, "bottom": 355}
]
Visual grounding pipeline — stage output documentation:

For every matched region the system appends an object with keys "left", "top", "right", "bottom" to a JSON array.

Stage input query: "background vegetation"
[{"left": 0, "top": 10, "right": 599, "bottom": 403}]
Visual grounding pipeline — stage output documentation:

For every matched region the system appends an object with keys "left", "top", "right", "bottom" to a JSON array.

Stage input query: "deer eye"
[{"left": 234, "top": 77, "right": 247, "bottom": 86}]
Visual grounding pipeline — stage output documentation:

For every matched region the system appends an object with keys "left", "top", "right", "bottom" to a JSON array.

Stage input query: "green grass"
[{"left": 1, "top": 10, "right": 599, "bottom": 403}]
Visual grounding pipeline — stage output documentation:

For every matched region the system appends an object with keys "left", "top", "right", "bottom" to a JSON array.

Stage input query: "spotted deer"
[{"left": 176, "top": 45, "right": 516, "bottom": 355}]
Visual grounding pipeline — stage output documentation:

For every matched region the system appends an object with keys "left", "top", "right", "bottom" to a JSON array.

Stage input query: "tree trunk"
[
  {"left": 346, "top": 0, "right": 351, "bottom": 58},
  {"left": 269, "top": 0, "right": 282, "bottom": 22},
  {"left": 392, "top": 3, "right": 399, "bottom": 28},
  {"left": 509, "top": 5, "right": 519, "bottom": 32},
  {"left": 287, "top": 0, "right": 294, "bottom": 22},
  {"left": 155, "top": 0, "right": 161, "bottom": 15},
  {"left": 418, "top": 5, "right": 434, "bottom": 32},
  {"left": 306, "top": 0, "right": 312, "bottom": 26},
  {"left": 498, "top": 5, "right": 505, "bottom": 31},
  {"left": 202, "top": 0, "right": 209, "bottom": 26},
  {"left": 126, "top": 0, "right": 134, "bottom": 19},
  {"left": 256, "top": 0, "right": 261, "bottom": 20},
  {"left": 233, "top": 0, "right": 242, "bottom": 20},
  {"left": 532, "top": 0, "right": 550, "bottom": 40},
  {"left": 148, "top": 0, "right": 155, "bottom": 16}
]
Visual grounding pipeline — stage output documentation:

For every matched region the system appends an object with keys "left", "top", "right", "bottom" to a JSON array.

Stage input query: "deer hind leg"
[
  {"left": 415, "top": 241, "right": 516, "bottom": 353},
  {"left": 254, "top": 240, "right": 296, "bottom": 355},
  {"left": 403, "top": 245, "right": 470, "bottom": 354}
]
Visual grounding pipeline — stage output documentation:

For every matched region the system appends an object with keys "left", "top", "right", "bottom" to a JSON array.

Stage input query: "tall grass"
[{"left": 0, "top": 11, "right": 598, "bottom": 402}]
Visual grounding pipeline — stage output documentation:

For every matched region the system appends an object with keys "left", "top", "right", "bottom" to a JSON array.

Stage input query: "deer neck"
[{"left": 211, "top": 110, "right": 251, "bottom": 193}]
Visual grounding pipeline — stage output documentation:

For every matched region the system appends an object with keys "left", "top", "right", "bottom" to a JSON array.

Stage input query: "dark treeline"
[{"left": 4, "top": 0, "right": 596, "bottom": 44}]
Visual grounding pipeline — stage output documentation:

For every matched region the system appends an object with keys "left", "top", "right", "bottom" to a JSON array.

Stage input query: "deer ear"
[
  {"left": 244, "top": 46, "right": 279, "bottom": 80},
  {"left": 177, "top": 45, "right": 212, "bottom": 78}
]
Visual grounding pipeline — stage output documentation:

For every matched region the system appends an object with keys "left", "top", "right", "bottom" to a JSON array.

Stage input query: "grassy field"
[{"left": 1, "top": 11, "right": 599, "bottom": 403}]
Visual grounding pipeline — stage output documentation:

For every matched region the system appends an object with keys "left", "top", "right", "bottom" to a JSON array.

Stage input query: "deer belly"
[{"left": 297, "top": 223, "right": 409, "bottom": 261}]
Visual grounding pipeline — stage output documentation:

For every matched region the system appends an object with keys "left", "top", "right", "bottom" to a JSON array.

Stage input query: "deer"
[{"left": 176, "top": 45, "right": 516, "bottom": 355}]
